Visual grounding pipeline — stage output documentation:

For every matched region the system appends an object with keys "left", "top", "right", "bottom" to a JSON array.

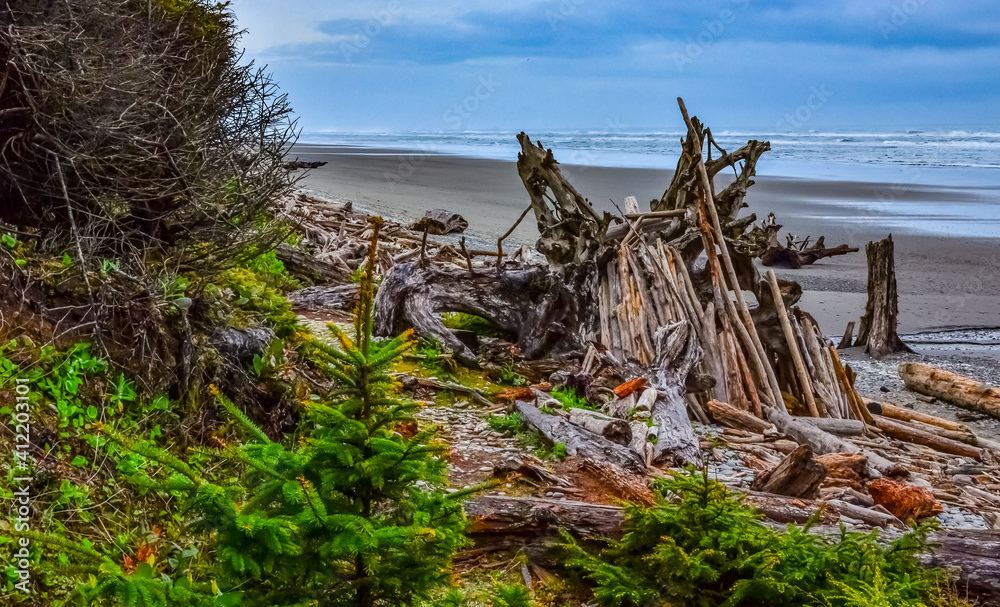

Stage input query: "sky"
[{"left": 228, "top": 0, "right": 1000, "bottom": 133}]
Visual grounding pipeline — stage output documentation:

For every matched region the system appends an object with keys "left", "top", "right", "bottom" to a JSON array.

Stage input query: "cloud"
[{"left": 231, "top": 1, "right": 1000, "bottom": 130}]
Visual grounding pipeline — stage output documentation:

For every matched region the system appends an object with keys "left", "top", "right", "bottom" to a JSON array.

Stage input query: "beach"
[{"left": 290, "top": 143, "right": 1000, "bottom": 341}]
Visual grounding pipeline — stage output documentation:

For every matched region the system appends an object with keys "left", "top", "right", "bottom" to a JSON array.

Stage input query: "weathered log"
[
  {"left": 863, "top": 398, "right": 970, "bottom": 433},
  {"left": 871, "top": 415, "right": 983, "bottom": 460},
  {"left": 838, "top": 320, "right": 855, "bottom": 349},
  {"left": 374, "top": 262, "right": 589, "bottom": 365},
  {"left": 288, "top": 284, "right": 359, "bottom": 312},
  {"left": 568, "top": 408, "right": 632, "bottom": 446},
  {"left": 283, "top": 160, "right": 328, "bottom": 170},
  {"left": 856, "top": 235, "right": 912, "bottom": 359},
  {"left": 514, "top": 400, "right": 647, "bottom": 476},
  {"left": 276, "top": 243, "right": 351, "bottom": 284},
  {"left": 767, "top": 270, "right": 819, "bottom": 416},
  {"left": 790, "top": 416, "right": 866, "bottom": 437},
  {"left": 900, "top": 361, "right": 1000, "bottom": 420},
  {"left": 758, "top": 214, "right": 858, "bottom": 268},
  {"left": 707, "top": 399, "right": 774, "bottom": 434},
  {"left": 638, "top": 321, "right": 703, "bottom": 466},
  {"left": 750, "top": 445, "right": 826, "bottom": 499},
  {"left": 211, "top": 327, "right": 275, "bottom": 364},
  {"left": 409, "top": 209, "right": 468, "bottom": 235}
]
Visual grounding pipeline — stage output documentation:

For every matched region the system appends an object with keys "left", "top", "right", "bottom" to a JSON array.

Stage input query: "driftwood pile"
[{"left": 273, "top": 100, "right": 1000, "bottom": 602}]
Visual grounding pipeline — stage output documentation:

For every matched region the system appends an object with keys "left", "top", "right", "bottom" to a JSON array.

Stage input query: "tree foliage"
[
  {"left": 11, "top": 219, "right": 468, "bottom": 606},
  {"left": 0, "top": 0, "right": 297, "bottom": 272},
  {"left": 563, "top": 467, "right": 955, "bottom": 607}
]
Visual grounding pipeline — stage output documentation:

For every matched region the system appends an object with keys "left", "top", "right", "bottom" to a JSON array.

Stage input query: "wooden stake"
[
  {"left": 678, "top": 97, "right": 783, "bottom": 411},
  {"left": 766, "top": 270, "right": 820, "bottom": 417}
]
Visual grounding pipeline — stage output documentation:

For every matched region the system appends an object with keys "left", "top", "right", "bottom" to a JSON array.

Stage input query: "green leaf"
[
  {"left": 71, "top": 455, "right": 88, "bottom": 467},
  {"left": 62, "top": 253, "right": 73, "bottom": 266},
  {"left": 86, "top": 405, "right": 99, "bottom": 420},
  {"left": 2, "top": 233, "right": 15, "bottom": 247},
  {"left": 14, "top": 259, "right": 26, "bottom": 267}
]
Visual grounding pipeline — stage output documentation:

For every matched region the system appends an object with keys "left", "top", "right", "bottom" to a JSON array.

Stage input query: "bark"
[
  {"left": 374, "top": 262, "right": 587, "bottom": 365},
  {"left": 900, "top": 361, "right": 1000, "bottom": 420},
  {"left": 856, "top": 235, "right": 912, "bottom": 359}
]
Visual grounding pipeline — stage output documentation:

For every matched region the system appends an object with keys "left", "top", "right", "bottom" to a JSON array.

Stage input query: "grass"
[
  {"left": 441, "top": 312, "right": 506, "bottom": 338},
  {"left": 550, "top": 386, "right": 596, "bottom": 411},
  {"left": 488, "top": 412, "right": 526, "bottom": 434}
]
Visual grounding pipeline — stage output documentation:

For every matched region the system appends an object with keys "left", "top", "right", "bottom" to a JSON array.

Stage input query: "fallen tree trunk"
[
  {"left": 513, "top": 400, "right": 647, "bottom": 477},
  {"left": 871, "top": 415, "right": 983, "bottom": 460},
  {"left": 900, "top": 361, "right": 1000, "bottom": 420},
  {"left": 568, "top": 408, "right": 632, "bottom": 446},
  {"left": 856, "top": 235, "right": 912, "bottom": 359},
  {"left": 288, "top": 284, "right": 359, "bottom": 312}
]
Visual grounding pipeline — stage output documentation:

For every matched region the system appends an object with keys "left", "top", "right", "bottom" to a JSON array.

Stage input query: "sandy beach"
[{"left": 291, "top": 144, "right": 1000, "bottom": 341}]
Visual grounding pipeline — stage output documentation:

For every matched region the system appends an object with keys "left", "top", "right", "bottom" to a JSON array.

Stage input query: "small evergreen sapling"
[{"left": 14, "top": 218, "right": 468, "bottom": 606}]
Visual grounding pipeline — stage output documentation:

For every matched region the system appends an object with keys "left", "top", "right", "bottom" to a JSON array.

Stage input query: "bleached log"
[{"left": 900, "top": 362, "right": 1000, "bottom": 420}]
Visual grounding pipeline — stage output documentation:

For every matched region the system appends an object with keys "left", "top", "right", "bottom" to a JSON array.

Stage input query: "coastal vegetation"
[{"left": 0, "top": 1, "right": 992, "bottom": 607}]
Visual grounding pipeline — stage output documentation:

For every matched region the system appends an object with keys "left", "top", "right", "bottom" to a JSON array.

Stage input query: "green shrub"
[
  {"left": 441, "top": 313, "right": 506, "bottom": 339},
  {"left": 550, "top": 386, "right": 594, "bottom": 411},
  {"left": 488, "top": 412, "right": 526, "bottom": 435},
  {"left": 9, "top": 219, "right": 470, "bottom": 606},
  {"left": 563, "top": 467, "right": 957, "bottom": 607}
]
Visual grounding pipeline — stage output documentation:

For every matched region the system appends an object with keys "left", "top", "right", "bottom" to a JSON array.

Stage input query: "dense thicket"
[{"left": 0, "top": 0, "right": 296, "bottom": 271}]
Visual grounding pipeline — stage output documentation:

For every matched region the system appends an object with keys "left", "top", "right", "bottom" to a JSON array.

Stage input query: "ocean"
[{"left": 298, "top": 129, "right": 1000, "bottom": 188}]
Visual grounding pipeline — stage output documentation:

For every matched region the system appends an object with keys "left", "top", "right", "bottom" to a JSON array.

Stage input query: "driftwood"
[
  {"left": 871, "top": 415, "right": 983, "bottom": 460},
  {"left": 856, "top": 235, "right": 912, "bottom": 359},
  {"left": 707, "top": 399, "right": 774, "bottom": 434},
  {"left": 900, "top": 362, "right": 1000, "bottom": 420},
  {"left": 276, "top": 242, "right": 352, "bottom": 284},
  {"left": 211, "top": 327, "right": 275, "bottom": 364},
  {"left": 568, "top": 408, "right": 632, "bottom": 446},
  {"left": 410, "top": 209, "right": 468, "bottom": 235},
  {"left": 462, "top": 494, "right": 1000, "bottom": 602},
  {"left": 864, "top": 398, "right": 971, "bottom": 433},
  {"left": 758, "top": 214, "right": 858, "bottom": 268},
  {"left": 374, "top": 263, "right": 580, "bottom": 366},
  {"left": 288, "top": 284, "right": 359, "bottom": 312},
  {"left": 283, "top": 160, "right": 328, "bottom": 170},
  {"left": 513, "top": 400, "right": 647, "bottom": 476},
  {"left": 750, "top": 445, "right": 826, "bottom": 498},
  {"left": 791, "top": 416, "right": 866, "bottom": 437}
]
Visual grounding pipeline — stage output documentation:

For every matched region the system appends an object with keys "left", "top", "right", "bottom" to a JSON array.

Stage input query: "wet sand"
[{"left": 291, "top": 144, "right": 1000, "bottom": 338}]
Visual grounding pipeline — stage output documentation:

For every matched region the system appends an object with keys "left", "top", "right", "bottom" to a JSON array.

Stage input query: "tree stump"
[
  {"left": 856, "top": 235, "right": 912, "bottom": 359},
  {"left": 750, "top": 445, "right": 826, "bottom": 499}
]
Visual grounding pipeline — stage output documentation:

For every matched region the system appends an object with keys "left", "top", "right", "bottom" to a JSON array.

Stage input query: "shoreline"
[{"left": 290, "top": 144, "right": 1000, "bottom": 338}]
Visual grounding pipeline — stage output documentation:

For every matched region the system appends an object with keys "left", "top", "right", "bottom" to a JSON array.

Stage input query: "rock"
[{"left": 868, "top": 478, "right": 943, "bottom": 521}]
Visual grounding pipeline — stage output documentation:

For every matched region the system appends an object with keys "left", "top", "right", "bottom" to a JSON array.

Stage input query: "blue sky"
[{"left": 229, "top": 1, "right": 1000, "bottom": 132}]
